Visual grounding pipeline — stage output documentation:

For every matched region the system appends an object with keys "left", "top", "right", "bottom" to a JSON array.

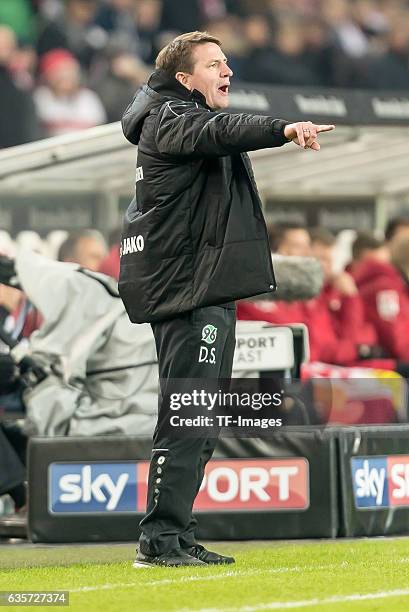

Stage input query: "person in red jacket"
[
  {"left": 355, "top": 236, "right": 409, "bottom": 362},
  {"left": 307, "top": 227, "right": 381, "bottom": 364},
  {"left": 238, "top": 223, "right": 366, "bottom": 364},
  {"left": 238, "top": 224, "right": 392, "bottom": 367},
  {"left": 347, "top": 231, "right": 389, "bottom": 278}
]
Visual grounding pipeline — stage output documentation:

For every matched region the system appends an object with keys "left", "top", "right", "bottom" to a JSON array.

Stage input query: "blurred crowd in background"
[
  {"left": 0, "top": 0, "right": 408, "bottom": 149},
  {"left": 4, "top": 218, "right": 409, "bottom": 372}
]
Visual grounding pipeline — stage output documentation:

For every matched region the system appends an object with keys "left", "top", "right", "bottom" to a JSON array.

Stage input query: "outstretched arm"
[{"left": 154, "top": 100, "right": 291, "bottom": 157}]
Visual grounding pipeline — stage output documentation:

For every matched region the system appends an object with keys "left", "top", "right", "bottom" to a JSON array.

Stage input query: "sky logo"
[
  {"left": 49, "top": 463, "right": 138, "bottom": 514},
  {"left": 351, "top": 457, "right": 388, "bottom": 508},
  {"left": 351, "top": 455, "right": 409, "bottom": 509}
]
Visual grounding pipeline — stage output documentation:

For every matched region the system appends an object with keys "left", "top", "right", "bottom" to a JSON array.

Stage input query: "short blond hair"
[{"left": 155, "top": 31, "right": 221, "bottom": 76}]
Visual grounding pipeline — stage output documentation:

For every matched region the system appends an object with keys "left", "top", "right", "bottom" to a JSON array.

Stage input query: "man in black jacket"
[{"left": 120, "top": 31, "right": 334, "bottom": 568}]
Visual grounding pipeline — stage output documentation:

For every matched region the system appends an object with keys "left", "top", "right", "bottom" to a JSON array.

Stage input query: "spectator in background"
[
  {"left": 319, "top": 0, "right": 369, "bottom": 87},
  {"left": 94, "top": 0, "right": 163, "bottom": 66},
  {"left": 238, "top": 223, "right": 384, "bottom": 366},
  {"left": 271, "top": 19, "right": 321, "bottom": 85},
  {"left": 93, "top": 0, "right": 138, "bottom": 42},
  {"left": 36, "top": 0, "right": 102, "bottom": 69},
  {"left": 348, "top": 231, "right": 389, "bottom": 277},
  {"left": 269, "top": 221, "right": 311, "bottom": 256},
  {"left": 307, "top": 227, "right": 380, "bottom": 364},
  {"left": 160, "top": 0, "right": 203, "bottom": 34},
  {"left": 241, "top": 13, "right": 275, "bottom": 83},
  {"left": 8, "top": 42, "right": 37, "bottom": 91},
  {"left": 355, "top": 236, "right": 409, "bottom": 362},
  {"left": 303, "top": 16, "right": 344, "bottom": 87},
  {"left": 135, "top": 0, "right": 164, "bottom": 64},
  {"left": 353, "top": 0, "right": 389, "bottom": 40},
  {"left": 242, "top": 14, "right": 320, "bottom": 86},
  {"left": 57, "top": 229, "right": 107, "bottom": 271},
  {"left": 93, "top": 0, "right": 140, "bottom": 63},
  {"left": 92, "top": 47, "right": 149, "bottom": 122},
  {"left": 34, "top": 48, "right": 106, "bottom": 136},
  {"left": 0, "top": 26, "right": 40, "bottom": 148},
  {"left": 322, "top": 0, "right": 369, "bottom": 59},
  {"left": 365, "top": 23, "right": 409, "bottom": 90}
]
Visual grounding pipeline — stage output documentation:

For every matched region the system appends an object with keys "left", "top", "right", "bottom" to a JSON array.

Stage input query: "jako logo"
[
  {"left": 194, "top": 458, "right": 309, "bottom": 511},
  {"left": 120, "top": 235, "right": 144, "bottom": 257},
  {"left": 49, "top": 463, "right": 137, "bottom": 513},
  {"left": 351, "top": 455, "right": 409, "bottom": 509}
]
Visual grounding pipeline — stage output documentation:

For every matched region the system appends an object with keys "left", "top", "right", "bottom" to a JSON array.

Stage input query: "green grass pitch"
[{"left": 2, "top": 538, "right": 409, "bottom": 611}]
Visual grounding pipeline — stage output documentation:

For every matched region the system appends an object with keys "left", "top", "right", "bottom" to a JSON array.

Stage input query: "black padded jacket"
[{"left": 119, "top": 69, "right": 290, "bottom": 323}]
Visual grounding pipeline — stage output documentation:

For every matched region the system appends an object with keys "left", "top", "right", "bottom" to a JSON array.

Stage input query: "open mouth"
[{"left": 218, "top": 85, "right": 229, "bottom": 95}]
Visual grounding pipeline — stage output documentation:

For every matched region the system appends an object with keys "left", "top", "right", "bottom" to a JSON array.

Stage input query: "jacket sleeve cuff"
[{"left": 271, "top": 119, "right": 292, "bottom": 146}]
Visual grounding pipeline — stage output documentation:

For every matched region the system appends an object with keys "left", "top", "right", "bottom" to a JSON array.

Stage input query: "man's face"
[
  {"left": 277, "top": 229, "right": 311, "bottom": 257},
  {"left": 47, "top": 63, "right": 80, "bottom": 96},
  {"left": 71, "top": 237, "right": 107, "bottom": 271},
  {"left": 359, "top": 246, "right": 390, "bottom": 265},
  {"left": 176, "top": 42, "right": 233, "bottom": 110}
]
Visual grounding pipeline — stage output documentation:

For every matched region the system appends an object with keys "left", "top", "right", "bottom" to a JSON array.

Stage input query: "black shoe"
[
  {"left": 184, "top": 544, "right": 235, "bottom": 565},
  {"left": 133, "top": 549, "right": 207, "bottom": 568}
]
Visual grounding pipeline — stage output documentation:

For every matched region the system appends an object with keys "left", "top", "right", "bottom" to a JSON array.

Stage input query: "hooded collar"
[
  {"left": 146, "top": 69, "right": 210, "bottom": 109},
  {"left": 121, "top": 69, "right": 212, "bottom": 146}
]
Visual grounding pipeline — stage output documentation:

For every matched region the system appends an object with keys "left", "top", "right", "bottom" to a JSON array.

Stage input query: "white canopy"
[{"left": 0, "top": 122, "right": 408, "bottom": 232}]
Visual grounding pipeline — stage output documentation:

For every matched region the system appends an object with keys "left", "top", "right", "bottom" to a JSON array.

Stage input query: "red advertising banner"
[{"left": 136, "top": 458, "right": 309, "bottom": 512}]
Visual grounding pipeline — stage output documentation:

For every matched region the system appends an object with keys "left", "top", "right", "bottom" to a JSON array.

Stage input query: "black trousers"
[{"left": 139, "top": 305, "right": 236, "bottom": 555}]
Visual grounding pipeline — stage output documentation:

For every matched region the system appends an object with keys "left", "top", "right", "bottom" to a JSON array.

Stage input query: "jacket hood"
[
  {"left": 354, "top": 258, "right": 399, "bottom": 288},
  {"left": 121, "top": 69, "right": 208, "bottom": 145}
]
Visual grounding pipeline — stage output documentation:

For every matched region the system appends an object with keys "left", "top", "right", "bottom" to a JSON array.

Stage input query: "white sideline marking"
[
  {"left": 70, "top": 570, "right": 240, "bottom": 593},
  {"left": 69, "top": 564, "right": 335, "bottom": 593},
  {"left": 191, "top": 588, "right": 409, "bottom": 611},
  {"left": 69, "top": 557, "right": 409, "bottom": 596}
]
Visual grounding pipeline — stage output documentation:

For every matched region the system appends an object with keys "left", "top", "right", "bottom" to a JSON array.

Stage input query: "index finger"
[{"left": 316, "top": 125, "right": 335, "bottom": 133}]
